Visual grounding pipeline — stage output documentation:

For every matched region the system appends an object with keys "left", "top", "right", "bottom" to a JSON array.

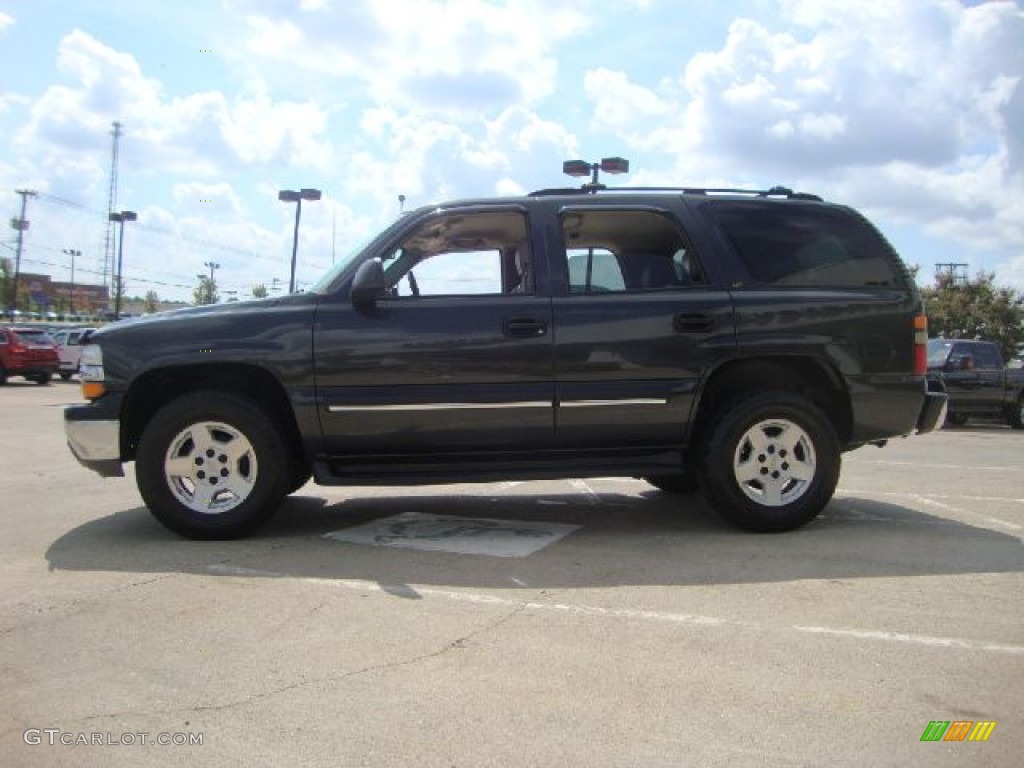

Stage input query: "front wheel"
[
  {"left": 700, "top": 392, "right": 840, "bottom": 533},
  {"left": 136, "top": 392, "right": 290, "bottom": 539}
]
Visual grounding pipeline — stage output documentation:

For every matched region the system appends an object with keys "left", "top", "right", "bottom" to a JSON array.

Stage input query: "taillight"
[{"left": 913, "top": 314, "right": 928, "bottom": 375}]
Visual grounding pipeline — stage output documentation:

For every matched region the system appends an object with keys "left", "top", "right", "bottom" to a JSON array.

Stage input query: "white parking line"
[
  {"left": 845, "top": 459, "right": 1019, "bottom": 472},
  {"left": 837, "top": 489, "right": 1023, "bottom": 532},
  {"left": 205, "top": 565, "right": 1024, "bottom": 656},
  {"left": 568, "top": 479, "right": 602, "bottom": 505}
]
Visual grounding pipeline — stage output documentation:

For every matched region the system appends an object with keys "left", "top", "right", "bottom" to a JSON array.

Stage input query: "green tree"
[
  {"left": 251, "top": 283, "right": 268, "bottom": 299},
  {"left": 144, "top": 290, "right": 160, "bottom": 314},
  {"left": 192, "top": 275, "right": 218, "bottom": 306},
  {"left": 921, "top": 271, "right": 1024, "bottom": 361}
]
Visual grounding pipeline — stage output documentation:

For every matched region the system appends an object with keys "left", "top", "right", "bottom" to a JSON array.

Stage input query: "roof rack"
[{"left": 528, "top": 185, "right": 823, "bottom": 202}]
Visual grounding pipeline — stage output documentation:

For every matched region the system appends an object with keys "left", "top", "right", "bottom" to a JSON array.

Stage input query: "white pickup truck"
[{"left": 50, "top": 327, "right": 95, "bottom": 380}]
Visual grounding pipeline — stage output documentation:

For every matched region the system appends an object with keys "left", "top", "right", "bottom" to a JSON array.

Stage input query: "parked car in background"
[
  {"left": 50, "top": 327, "right": 96, "bottom": 380},
  {"left": 926, "top": 338, "right": 1024, "bottom": 428},
  {"left": 0, "top": 326, "right": 59, "bottom": 385}
]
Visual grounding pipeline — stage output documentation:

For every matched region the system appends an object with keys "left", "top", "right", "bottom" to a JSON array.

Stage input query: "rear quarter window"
[{"left": 707, "top": 201, "right": 902, "bottom": 288}]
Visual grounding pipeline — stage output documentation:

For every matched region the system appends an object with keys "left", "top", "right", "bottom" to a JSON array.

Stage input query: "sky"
[{"left": 0, "top": 0, "right": 1022, "bottom": 303}]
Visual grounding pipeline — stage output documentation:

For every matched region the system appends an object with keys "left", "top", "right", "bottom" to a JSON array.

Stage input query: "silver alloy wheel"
[
  {"left": 732, "top": 418, "right": 816, "bottom": 507},
  {"left": 163, "top": 421, "right": 258, "bottom": 515}
]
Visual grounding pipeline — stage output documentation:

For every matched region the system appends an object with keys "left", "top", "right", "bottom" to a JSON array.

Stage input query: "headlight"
[{"left": 79, "top": 344, "right": 106, "bottom": 399}]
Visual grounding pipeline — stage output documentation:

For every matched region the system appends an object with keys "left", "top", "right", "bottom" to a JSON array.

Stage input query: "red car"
[{"left": 0, "top": 326, "right": 60, "bottom": 385}]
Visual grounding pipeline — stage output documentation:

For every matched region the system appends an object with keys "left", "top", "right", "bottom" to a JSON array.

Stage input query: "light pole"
[
  {"left": 562, "top": 157, "right": 630, "bottom": 192},
  {"left": 203, "top": 261, "right": 220, "bottom": 304},
  {"left": 63, "top": 248, "right": 80, "bottom": 315},
  {"left": 278, "top": 188, "right": 321, "bottom": 293},
  {"left": 109, "top": 210, "right": 137, "bottom": 320}
]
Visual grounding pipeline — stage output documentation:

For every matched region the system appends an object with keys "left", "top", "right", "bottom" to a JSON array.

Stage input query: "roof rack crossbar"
[{"left": 528, "top": 185, "right": 822, "bottom": 202}]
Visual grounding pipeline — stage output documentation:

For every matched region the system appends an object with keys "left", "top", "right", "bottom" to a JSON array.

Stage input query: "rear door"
[{"left": 548, "top": 205, "right": 736, "bottom": 449}]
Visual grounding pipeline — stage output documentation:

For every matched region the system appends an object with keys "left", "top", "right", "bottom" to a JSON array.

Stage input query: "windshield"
[
  {"left": 926, "top": 339, "right": 953, "bottom": 367},
  {"left": 309, "top": 214, "right": 409, "bottom": 295}
]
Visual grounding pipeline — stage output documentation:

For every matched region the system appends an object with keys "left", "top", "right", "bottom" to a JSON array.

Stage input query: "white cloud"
[
  {"left": 19, "top": 30, "right": 333, "bottom": 182},
  {"left": 584, "top": 68, "right": 673, "bottom": 130},
  {"left": 172, "top": 182, "right": 245, "bottom": 216},
  {"left": 582, "top": 0, "right": 1024, "bottom": 281},
  {"left": 0, "top": 12, "right": 13, "bottom": 33},
  {"left": 232, "top": 0, "right": 590, "bottom": 112}
]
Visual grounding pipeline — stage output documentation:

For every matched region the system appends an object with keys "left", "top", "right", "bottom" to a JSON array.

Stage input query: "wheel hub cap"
[
  {"left": 163, "top": 421, "right": 258, "bottom": 514},
  {"left": 733, "top": 418, "right": 816, "bottom": 507}
]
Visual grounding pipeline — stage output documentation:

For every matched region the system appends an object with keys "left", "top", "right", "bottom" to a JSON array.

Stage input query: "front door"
[{"left": 313, "top": 207, "right": 555, "bottom": 456}]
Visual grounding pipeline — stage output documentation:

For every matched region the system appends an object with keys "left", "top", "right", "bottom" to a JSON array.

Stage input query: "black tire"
[
  {"left": 0, "top": 365, "right": 6, "bottom": 385},
  {"left": 33, "top": 373, "right": 52, "bottom": 385},
  {"left": 644, "top": 471, "right": 698, "bottom": 494},
  {"left": 287, "top": 462, "right": 313, "bottom": 494},
  {"left": 1009, "top": 398, "right": 1024, "bottom": 430},
  {"left": 60, "top": 372, "right": 73, "bottom": 381},
  {"left": 135, "top": 391, "right": 290, "bottom": 539},
  {"left": 700, "top": 391, "right": 840, "bottom": 533},
  {"left": 945, "top": 412, "right": 969, "bottom": 427}
]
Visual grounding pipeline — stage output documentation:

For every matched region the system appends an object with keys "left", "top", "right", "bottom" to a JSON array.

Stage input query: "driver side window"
[{"left": 382, "top": 211, "right": 532, "bottom": 298}]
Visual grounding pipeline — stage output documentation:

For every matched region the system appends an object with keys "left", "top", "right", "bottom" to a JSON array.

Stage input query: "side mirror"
[{"left": 350, "top": 259, "right": 387, "bottom": 307}]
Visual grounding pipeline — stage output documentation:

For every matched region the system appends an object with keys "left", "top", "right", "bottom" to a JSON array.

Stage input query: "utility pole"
[
  {"left": 203, "top": 261, "right": 220, "bottom": 304},
  {"left": 103, "top": 121, "right": 122, "bottom": 295},
  {"left": 935, "top": 262, "right": 968, "bottom": 286},
  {"left": 9, "top": 189, "right": 37, "bottom": 313}
]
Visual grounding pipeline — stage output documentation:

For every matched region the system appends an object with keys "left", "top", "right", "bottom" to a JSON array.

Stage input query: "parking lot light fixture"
[
  {"left": 562, "top": 157, "right": 630, "bottom": 193},
  {"left": 278, "top": 188, "right": 322, "bottom": 293},
  {"left": 108, "top": 211, "right": 137, "bottom": 320},
  {"left": 62, "top": 248, "right": 81, "bottom": 314}
]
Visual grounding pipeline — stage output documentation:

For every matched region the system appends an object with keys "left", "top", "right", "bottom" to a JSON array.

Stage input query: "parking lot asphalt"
[{"left": 1, "top": 381, "right": 1022, "bottom": 767}]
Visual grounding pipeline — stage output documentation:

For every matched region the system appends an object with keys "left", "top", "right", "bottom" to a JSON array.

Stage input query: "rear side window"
[
  {"left": 708, "top": 202, "right": 901, "bottom": 288},
  {"left": 969, "top": 344, "right": 1003, "bottom": 370},
  {"left": 560, "top": 209, "right": 706, "bottom": 294}
]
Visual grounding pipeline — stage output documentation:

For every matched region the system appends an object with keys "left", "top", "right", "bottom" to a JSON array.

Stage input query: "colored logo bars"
[{"left": 920, "top": 721, "right": 997, "bottom": 743}]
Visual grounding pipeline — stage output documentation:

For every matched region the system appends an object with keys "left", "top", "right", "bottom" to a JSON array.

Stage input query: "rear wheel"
[
  {"left": 136, "top": 391, "right": 290, "bottom": 539},
  {"left": 945, "top": 412, "right": 969, "bottom": 427},
  {"left": 60, "top": 372, "right": 73, "bottom": 381},
  {"left": 32, "top": 373, "right": 52, "bottom": 385},
  {"left": 0, "top": 365, "right": 6, "bottom": 385},
  {"left": 700, "top": 392, "right": 840, "bottom": 532}
]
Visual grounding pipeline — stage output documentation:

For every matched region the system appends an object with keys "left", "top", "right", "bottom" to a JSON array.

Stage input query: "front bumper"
[
  {"left": 916, "top": 391, "right": 948, "bottom": 435},
  {"left": 64, "top": 397, "right": 125, "bottom": 478}
]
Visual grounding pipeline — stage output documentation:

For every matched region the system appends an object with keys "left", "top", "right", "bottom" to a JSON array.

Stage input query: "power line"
[{"left": 35, "top": 191, "right": 301, "bottom": 266}]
